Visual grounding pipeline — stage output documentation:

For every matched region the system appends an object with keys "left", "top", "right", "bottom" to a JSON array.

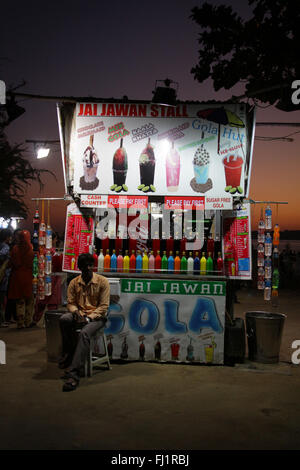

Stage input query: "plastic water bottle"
[
  {"left": 33, "top": 254, "right": 39, "bottom": 278},
  {"left": 45, "top": 250, "right": 52, "bottom": 275},
  {"left": 257, "top": 216, "right": 265, "bottom": 243},
  {"left": 272, "top": 267, "right": 279, "bottom": 290},
  {"left": 46, "top": 226, "right": 52, "bottom": 250},
  {"left": 273, "top": 224, "right": 280, "bottom": 246},
  {"left": 264, "top": 233, "right": 272, "bottom": 256},
  {"left": 45, "top": 275, "right": 52, "bottom": 296},
  {"left": 273, "top": 247, "right": 279, "bottom": 269},
  {"left": 265, "top": 206, "right": 272, "bottom": 230},
  {"left": 257, "top": 267, "right": 265, "bottom": 290},
  {"left": 38, "top": 252, "right": 45, "bottom": 277},
  {"left": 264, "top": 256, "right": 272, "bottom": 279},
  {"left": 264, "top": 279, "right": 271, "bottom": 301}
]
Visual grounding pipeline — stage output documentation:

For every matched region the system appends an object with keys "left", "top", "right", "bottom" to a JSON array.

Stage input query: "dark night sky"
[{"left": 1, "top": 0, "right": 300, "bottom": 233}]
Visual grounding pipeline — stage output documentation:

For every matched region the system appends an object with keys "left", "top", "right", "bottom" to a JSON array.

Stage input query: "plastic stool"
[{"left": 76, "top": 329, "right": 111, "bottom": 377}]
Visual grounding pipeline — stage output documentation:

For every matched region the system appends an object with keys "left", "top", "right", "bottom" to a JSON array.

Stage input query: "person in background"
[
  {"left": 0, "top": 228, "right": 12, "bottom": 327},
  {"left": 59, "top": 252, "right": 110, "bottom": 392},
  {"left": 5, "top": 228, "right": 22, "bottom": 324},
  {"left": 8, "top": 230, "right": 34, "bottom": 329}
]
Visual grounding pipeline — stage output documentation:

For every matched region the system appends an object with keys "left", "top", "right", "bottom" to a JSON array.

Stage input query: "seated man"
[{"left": 59, "top": 253, "right": 110, "bottom": 392}]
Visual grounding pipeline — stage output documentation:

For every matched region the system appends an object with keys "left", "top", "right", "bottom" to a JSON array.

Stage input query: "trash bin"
[{"left": 245, "top": 311, "right": 286, "bottom": 363}]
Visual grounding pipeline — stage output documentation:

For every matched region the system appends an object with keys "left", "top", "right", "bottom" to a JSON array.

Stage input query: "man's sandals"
[{"left": 62, "top": 377, "right": 79, "bottom": 392}]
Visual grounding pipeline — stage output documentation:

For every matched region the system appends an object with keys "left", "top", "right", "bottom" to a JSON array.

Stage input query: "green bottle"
[
  {"left": 207, "top": 252, "right": 213, "bottom": 274},
  {"left": 161, "top": 251, "right": 168, "bottom": 273},
  {"left": 180, "top": 251, "right": 187, "bottom": 274}
]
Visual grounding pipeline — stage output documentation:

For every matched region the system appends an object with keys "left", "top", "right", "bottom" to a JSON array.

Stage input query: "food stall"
[{"left": 56, "top": 99, "right": 256, "bottom": 364}]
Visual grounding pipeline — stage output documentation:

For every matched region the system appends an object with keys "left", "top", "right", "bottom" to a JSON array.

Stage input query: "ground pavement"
[{"left": 0, "top": 287, "right": 299, "bottom": 451}]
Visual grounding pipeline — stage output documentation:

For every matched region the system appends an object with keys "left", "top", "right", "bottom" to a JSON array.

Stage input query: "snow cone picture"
[
  {"left": 166, "top": 141, "right": 180, "bottom": 192},
  {"left": 190, "top": 140, "right": 213, "bottom": 193},
  {"left": 138, "top": 138, "right": 156, "bottom": 193},
  {"left": 111, "top": 138, "right": 128, "bottom": 192},
  {"left": 79, "top": 135, "right": 100, "bottom": 191}
]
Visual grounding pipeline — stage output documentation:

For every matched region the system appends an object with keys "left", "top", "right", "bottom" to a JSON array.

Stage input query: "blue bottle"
[
  {"left": 136, "top": 251, "right": 143, "bottom": 273},
  {"left": 168, "top": 251, "right": 174, "bottom": 273},
  {"left": 110, "top": 250, "right": 117, "bottom": 272},
  {"left": 193, "top": 251, "right": 200, "bottom": 275}
]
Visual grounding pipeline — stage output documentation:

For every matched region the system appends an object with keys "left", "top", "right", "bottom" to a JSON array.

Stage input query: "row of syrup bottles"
[
  {"left": 95, "top": 249, "right": 224, "bottom": 275},
  {"left": 32, "top": 200, "right": 52, "bottom": 300}
]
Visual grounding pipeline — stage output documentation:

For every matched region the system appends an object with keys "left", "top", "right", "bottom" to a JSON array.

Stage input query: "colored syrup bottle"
[
  {"left": 161, "top": 251, "right": 168, "bottom": 273},
  {"left": 123, "top": 250, "right": 130, "bottom": 272},
  {"left": 180, "top": 251, "right": 187, "bottom": 273},
  {"left": 155, "top": 251, "right": 161, "bottom": 273},
  {"left": 207, "top": 237, "right": 214, "bottom": 257},
  {"left": 174, "top": 251, "right": 181, "bottom": 273},
  {"left": 149, "top": 251, "right": 155, "bottom": 272},
  {"left": 187, "top": 252, "right": 194, "bottom": 274},
  {"left": 33, "top": 254, "right": 39, "bottom": 278},
  {"left": 136, "top": 251, "right": 143, "bottom": 273},
  {"left": 130, "top": 250, "right": 136, "bottom": 273},
  {"left": 273, "top": 224, "right": 280, "bottom": 246},
  {"left": 104, "top": 250, "right": 111, "bottom": 272},
  {"left": 206, "top": 252, "right": 213, "bottom": 274},
  {"left": 110, "top": 250, "right": 117, "bottom": 272},
  {"left": 194, "top": 252, "right": 200, "bottom": 275},
  {"left": 168, "top": 251, "right": 174, "bottom": 274},
  {"left": 200, "top": 252, "right": 207, "bottom": 275},
  {"left": 117, "top": 250, "right": 123, "bottom": 272},
  {"left": 217, "top": 252, "right": 224, "bottom": 274},
  {"left": 166, "top": 237, "right": 174, "bottom": 257},
  {"left": 98, "top": 249, "right": 104, "bottom": 272},
  {"left": 142, "top": 252, "right": 149, "bottom": 272}
]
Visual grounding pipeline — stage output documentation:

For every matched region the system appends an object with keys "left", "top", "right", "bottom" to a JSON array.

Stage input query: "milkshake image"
[
  {"left": 223, "top": 154, "right": 243, "bottom": 191},
  {"left": 138, "top": 138, "right": 156, "bottom": 192},
  {"left": 112, "top": 138, "right": 128, "bottom": 192},
  {"left": 79, "top": 135, "right": 100, "bottom": 190},
  {"left": 166, "top": 141, "right": 180, "bottom": 191},
  {"left": 193, "top": 144, "right": 210, "bottom": 184}
]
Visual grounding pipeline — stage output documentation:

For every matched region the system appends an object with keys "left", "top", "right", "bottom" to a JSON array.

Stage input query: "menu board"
[
  {"left": 58, "top": 102, "right": 256, "bottom": 199},
  {"left": 62, "top": 203, "right": 95, "bottom": 273},
  {"left": 222, "top": 203, "right": 252, "bottom": 280}
]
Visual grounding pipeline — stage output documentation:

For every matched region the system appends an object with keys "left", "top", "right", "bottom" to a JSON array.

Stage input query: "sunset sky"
[{"left": 2, "top": 0, "right": 300, "bottom": 233}]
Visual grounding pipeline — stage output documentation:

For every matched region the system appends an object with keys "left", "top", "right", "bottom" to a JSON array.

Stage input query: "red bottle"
[
  {"left": 166, "top": 237, "right": 174, "bottom": 257},
  {"left": 217, "top": 252, "right": 224, "bottom": 274},
  {"left": 207, "top": 237, "right": 215, "bottom": 257},
  {"left": 129, "top": 250, "right": 136, "bottom": 273},
  {"left": 180, "top": 237, "right": 186, "bottom": 256},
  {"left": 155, "top": 251, "right": 161, "bottom": 273}
]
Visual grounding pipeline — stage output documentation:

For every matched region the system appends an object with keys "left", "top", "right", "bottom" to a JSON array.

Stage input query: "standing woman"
[{"left": 8, "top": 230, "right": 34, "bottom": 329}]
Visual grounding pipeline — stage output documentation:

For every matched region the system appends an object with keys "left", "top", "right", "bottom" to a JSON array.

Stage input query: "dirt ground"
[{"left": 0, "top": 286, "right": 300, "bottom": 452}]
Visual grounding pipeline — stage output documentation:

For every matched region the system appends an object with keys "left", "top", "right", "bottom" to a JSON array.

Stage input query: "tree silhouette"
[
  {"left": 0, "top": 93, "right": 55, "bottom": 222},
  {"left": 190, "top": 0, "right": 300, "bottom": 111}
]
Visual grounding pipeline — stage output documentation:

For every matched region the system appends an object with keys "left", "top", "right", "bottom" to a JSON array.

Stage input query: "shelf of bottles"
[
  {"left": 257, "top": 205, "right": 280, "bottom": 302},
  {"left": 32, "top": 201, "right": 53, "bottom": 300}
]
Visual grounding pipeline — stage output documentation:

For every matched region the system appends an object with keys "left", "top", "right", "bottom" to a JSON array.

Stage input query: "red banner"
[
  {"left": 164, "top": 196, "right": 205, "bottom": 210},
  {"left": 108, "top": 195, "right": 148, "bottom": 209}
]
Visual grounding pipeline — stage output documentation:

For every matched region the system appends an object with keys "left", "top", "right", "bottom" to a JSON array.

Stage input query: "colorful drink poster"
[
  {"left": 104, "top": 278, "right": 226, "bottom": 364},
  {"left": 58, "top": 102, "right": 256, "bottom": 199},
  {"left": 222, "top": 203, "right": 252, "bottom": 280},
  {"left": 62, "top": 203, "right": 95, "bottom": 273}
]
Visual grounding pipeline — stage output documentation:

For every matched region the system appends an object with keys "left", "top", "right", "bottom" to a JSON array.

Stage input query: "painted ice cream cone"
[{"left": 80, "top": 135, "right": 100, "bottom": 190}]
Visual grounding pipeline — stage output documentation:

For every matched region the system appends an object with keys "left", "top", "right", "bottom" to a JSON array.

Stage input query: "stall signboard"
[
  {"left": 62, "top": 203, "right": 95, "bottom": 272},
  {"left": 57, "top": 102, "right": 256, "bottom": 200},
  {"left": 222, "top": 202, "right": 252, "bottom": 280},
  {"left": 104, "top": 278, "right": 226, "bottom": 364}
]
